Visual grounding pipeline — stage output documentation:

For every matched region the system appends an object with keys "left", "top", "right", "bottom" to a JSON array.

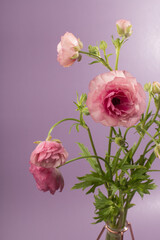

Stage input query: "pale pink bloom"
[
  {"left": 152, "top": 81, "right": 160, "bottom": 94},
  {"left": 29, "top": 163, "right": 64, "bottom": 194},
  {"left": 86, "top": 70, "right": 146, "bottom": 128},
  {"left": 30, "top": 141, "right": 68, "bottom": 168},
  {"left": 116, "top": 19, "right": 132, "bottom": 38},
  {"left": 57, "top": 32, "right": 83, "bottom": 67}
]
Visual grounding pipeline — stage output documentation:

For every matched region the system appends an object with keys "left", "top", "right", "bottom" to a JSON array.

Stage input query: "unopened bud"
[
  {"left": 116, "top": 19, "right": 132, "bottom": 38},
  {"left": 115, "top": 137, "right": 125, "bottom": 147},
  {"left": 144, "top": 82, "right": 152, "bottom": 92},
  {"left": 152, "top": 81, "right": 160, "bottom": 94}
]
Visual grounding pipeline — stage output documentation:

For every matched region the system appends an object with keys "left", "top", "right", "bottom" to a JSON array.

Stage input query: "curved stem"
[
  {"left": 141, "top": 128, "right": 158, "bottom": 144},
  {"left": 63, "top": 155, "right": 106, "bottom": 166},
  {"left": 79, "top": 50, "right": 113, "bottom": 71},
  {"left": 47, "top": 118, "right": 80, "bottom": 137},
  {"left": 124, "top": 126, "right": 134, "bottom": 140}
]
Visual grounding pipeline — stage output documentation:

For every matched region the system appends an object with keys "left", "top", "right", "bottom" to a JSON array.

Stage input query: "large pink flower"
[
  {"left": 30, "top": 141, "right": 68, "bottom": 168},
  {"left": 86, "top": 70, "right": 146, "bottom": 127},
  {"left": 29, "top": 163, "right": 64, "bottom": 195},
  {"left": 57, "top": 32, "right": 83, "bottom": 67}
]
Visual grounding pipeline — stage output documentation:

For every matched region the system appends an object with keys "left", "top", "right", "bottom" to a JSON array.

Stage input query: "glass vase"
[{"left": 105, "top": 223, "right": 129, "bottom": 240}]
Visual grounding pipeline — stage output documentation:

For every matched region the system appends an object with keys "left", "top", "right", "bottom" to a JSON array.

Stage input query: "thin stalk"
[
  {"left": 87, "top": 127, "right": 105, "bottom": 174},
  {"left": 115, "top": 47, "right": 120, "bottom": 70},
  {"left": 131, "top": 95, "right": 153, "bottom": 158},
  {"left": 79, "top": 50, "right": 113, "bottom": 71},
  {"left": 107, "top": 127, "right": 114, "bottom": 164},
  {"left": 124, "top": 126, "right": 134, "bottom": 140},
  {"left": 62, "top": 155, "right": 106, "bottom": 166},
  {"left": 141, "top": 128, "right": 158, "bottom": 144},
  {"left": 47, "top": 118, "right": 80, "bottom": 137}
]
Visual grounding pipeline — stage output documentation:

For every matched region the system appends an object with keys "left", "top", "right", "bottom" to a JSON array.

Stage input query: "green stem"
[
  {"left": 115, "top": 47, "right": 120, "bottom": 70},
  {"left": 79, "top": 50, "right": 113, "bottom": 71},
  {"left": 107, "top": 127, "right": 114, "bottom": 164},
  {"left": 62, "top": 155, "right": 106, "bottom": 166},
  {"left": 86, "top": 126, "right": 112, "bottom": 189},
  {"left": 124, "top": 126, "right": 134, "bottom": 140},
  {"left": 47, "top": 118, "right": 80, "bottom": 137},
  {"left": 87, "top": 127, "right": 104, "bottom": 173},
  {"left": 141, "top": 128, "right": 158, "bottom": 144},
  {"left": 142, "top": 94, "right": 152, "bottom": 126},
  {"left": 131, "top": 94, "right": 152, "bottom": 157}
]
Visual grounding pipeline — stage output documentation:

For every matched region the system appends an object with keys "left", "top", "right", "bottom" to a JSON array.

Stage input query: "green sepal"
[
  {"left": 88, "top": 45, "right": 100, "bottom": 56},
  {"left": 99, "top": 40, "right": 107, "bottom": 51}
]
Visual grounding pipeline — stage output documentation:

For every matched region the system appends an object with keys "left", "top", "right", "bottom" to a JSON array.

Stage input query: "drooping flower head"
[
  {"left": 116, "top": 19, "right": 132, "bottom": 38},
  {"left": 86, "top": 70, "right": 146, "bottom": 128},
  {"left": 29, "top": 163, "right": 64, "bottom": 195},
  {"left": 57, "top": 32, "right": 83, "bottom": 67},
  {"left": 30, "top": 141, "right": 68, "bottom": 168}
]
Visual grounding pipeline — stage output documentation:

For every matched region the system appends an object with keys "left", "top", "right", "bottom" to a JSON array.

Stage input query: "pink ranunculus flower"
[
  {"left": 29, "top": 163, "right": 64, "bottom": 194},
  {"left": 30, "top": 141, "right": 68, "bottom": 168},
  {"left": 116, "top": 19, "right": 132, "bottom": 38},
  {"left": 86, "top": 70, "right": 146, "bottom": 128},
  {"left": 57, "top": 32, "right": 83, "bottom": 67}
]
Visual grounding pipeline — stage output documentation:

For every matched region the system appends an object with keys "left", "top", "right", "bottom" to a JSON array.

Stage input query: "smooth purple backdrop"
[{"left": 1, "top": 0, "right": 160, "bottom": 239}]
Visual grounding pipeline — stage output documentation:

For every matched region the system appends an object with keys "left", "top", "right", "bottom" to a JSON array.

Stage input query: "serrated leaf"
[
  {"left": 72, "top": 171, "right": 105, "bottom": 194},
  {"left": 145, "top": 152, "right": 156, "bottom": 169},
  {"left": 76, "top": 142, "right": 99, "bottom": 172}
]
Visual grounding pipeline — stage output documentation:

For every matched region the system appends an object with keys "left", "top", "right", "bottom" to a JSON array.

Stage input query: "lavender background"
[{"left": 1, "top": 0, "right": 160, "bottom": 239}]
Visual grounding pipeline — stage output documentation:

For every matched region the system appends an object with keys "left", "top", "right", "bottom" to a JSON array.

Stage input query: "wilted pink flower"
[
  {"left": 57, "top": 32, "right": 83, "bottom": 67},
  {"left": 116, "top": 19, "right": 132, "bottom": 38},
  {"left": 30, "top": 141, "right": 68, "bottom": 168},
  {"left": 29, "top": 163, "right": 64, "bottom": 194},
  {"left": 86, "top": 70, "right": 146, "bottom": 127}
]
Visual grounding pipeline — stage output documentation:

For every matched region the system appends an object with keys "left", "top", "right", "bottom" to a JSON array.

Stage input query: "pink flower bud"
[
  {"left": 116, "top": 19, "right": 132, "bottom": 38},
  {"left": 57, "top": 32, "right": 83, "bottom": 67},
  {"left": 152, "top": 81, "right": 160, "bottom": 94}
]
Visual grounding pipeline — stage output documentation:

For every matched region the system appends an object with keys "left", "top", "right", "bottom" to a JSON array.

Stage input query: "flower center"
[{"left": 112, "top": 97, "right": 120, "bottom": 106}]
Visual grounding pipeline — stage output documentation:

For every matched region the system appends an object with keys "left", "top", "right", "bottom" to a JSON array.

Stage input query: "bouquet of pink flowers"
[{"left": 29, "top": 20, "right": 160, "bottom": 240}]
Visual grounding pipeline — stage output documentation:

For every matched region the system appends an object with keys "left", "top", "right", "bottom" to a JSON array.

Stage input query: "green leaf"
[
  {"left": 89, "top": 60, "right": 100, "bottom": 65},
  {"left": 145, "top": 152, "right": 156, "bottom": 169},
  {"left": 120, "top": 165, "right": 145, "bottom": 170},
  {"left": 72, "top": 171, "right": 105, "bottom": 194},
  {"left": 76, "top": 142, "right": 99, "bottom": 172},
  {"left": 112, "top": 148, "right": 121, "bottom": 173},
  {"left": 93, "top": 190, "right": 119, "bottom": 223}
]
